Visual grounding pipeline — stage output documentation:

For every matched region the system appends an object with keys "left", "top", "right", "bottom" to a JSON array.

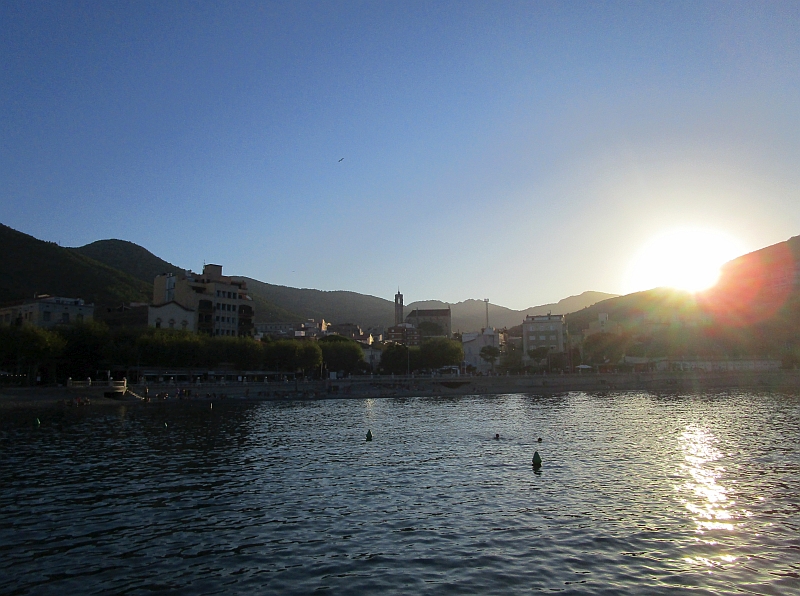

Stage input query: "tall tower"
[{"left": 395, "top": 290, "right": 404, "bottom": 326}]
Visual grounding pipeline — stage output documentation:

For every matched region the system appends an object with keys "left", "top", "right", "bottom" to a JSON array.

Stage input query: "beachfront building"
[
  {"left": 462, "top": 327, "right": 502, "bottom": 374},
  {"left": 522, "top": 313, "right": 567, "bottom": 364},
  {"left": 150, "top": 264, "right": 254, "bottom": 337},
  {"left": 0, "top": 295, "right": 94, "bottom": 328}
]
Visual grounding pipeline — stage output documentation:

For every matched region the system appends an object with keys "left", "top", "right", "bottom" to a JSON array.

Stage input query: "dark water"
[{"left": 1, "top": 392, "right": 799, "bottom": 595}]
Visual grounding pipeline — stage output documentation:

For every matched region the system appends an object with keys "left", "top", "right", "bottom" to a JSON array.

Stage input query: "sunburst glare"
[{"left": 623, "top": 228, "right": 747, "bottom": 294}]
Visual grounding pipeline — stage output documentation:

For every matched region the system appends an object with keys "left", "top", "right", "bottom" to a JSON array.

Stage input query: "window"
[
  {"left": 181, "top": 320, "right": 188, "bottom": 329},
  {"left": 539, "top": 335, "right": 546, "bottom": 340},
  {"left": 169, "top": 319, "right": 175, "bottom": 329},
  {"left": 215, "top": 315, "right": 219, "bottom": 322},
  {"left": 43, "top": 311, "right": 51, "bottom": 322},
  {"left": 155, "top": 318, "right": 162, "bottom": 329}
]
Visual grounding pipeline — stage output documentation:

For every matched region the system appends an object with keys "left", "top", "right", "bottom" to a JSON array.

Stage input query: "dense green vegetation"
[
  {"left": 71, "top": 239, "right": 186, "bottom": 285},
  {"left": 0, "top": 322, "right": 371, "bottom": 385},
  {"left": 0, "top": 224, "right": 151, "bottom": 306},
  {"left": 379, "top": 338, "right": 463, "bottom": 374}
]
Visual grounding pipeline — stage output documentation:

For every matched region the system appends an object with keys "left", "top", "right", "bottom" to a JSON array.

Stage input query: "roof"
[
  {"left": 149, "top": 301, "right": 195, "bottom": 313},
  {"left": 407, "top": 309, "right": 451, "bottom": 317}
]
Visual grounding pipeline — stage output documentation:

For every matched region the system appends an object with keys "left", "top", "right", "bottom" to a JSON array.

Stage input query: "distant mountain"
[
  {"left": 238, "top": 277, "right": 393, "bottom": 327},
  {"left": 71, "top": 239, "right": 185, "bottom": 285},
  {"left": 408, "top": 291, "right": 618, "bottom": 332},
  {"left": 0, "top": 223, "right": 151, "bottom": 306},
  {"left": 0, "top": 222, "right": 618, "bottom": 329}
]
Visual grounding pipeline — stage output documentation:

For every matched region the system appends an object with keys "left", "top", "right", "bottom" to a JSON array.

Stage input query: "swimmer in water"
[
  {"left": 495, "top": 433, "right": 500, "bottom": 440},
  {"left": 537, "top": 437, "right": 542, "bottom": 443}
]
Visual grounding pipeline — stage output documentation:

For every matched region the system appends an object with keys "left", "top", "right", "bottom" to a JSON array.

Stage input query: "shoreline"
[{"left": 2, "top": 370, "right": 799, "bottom": 410}]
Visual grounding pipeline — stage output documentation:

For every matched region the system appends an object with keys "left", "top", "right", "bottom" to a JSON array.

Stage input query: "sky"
[{"left": 2, "top": 1, "right": 799, "bottom": 310}]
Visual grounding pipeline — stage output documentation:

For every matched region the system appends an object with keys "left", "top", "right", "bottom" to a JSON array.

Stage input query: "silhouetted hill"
[
  {"left": 70, "top": 237, "right": 303, "bottom": 322},
  {"left": 71, "top": 239, "right": 185, "bottom": 285},
  {"left": 238, "top": 277, "right": 394, "bottom": 328},
  {"left": 564, "top": 288, "right": 698, "bottom": 334},
  {"left": 565, "top": 235, "right": 800, "bottom": 335},
  {"left": 0, "top": 223, "right": 151, "bottom": 306},
  {"left": 409, "top": 291, "right": 618, "bottom": 332}
]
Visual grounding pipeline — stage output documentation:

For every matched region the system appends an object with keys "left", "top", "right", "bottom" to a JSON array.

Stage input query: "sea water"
[{"left": 1, "top": 392, "right": 798, "bottom": 594}]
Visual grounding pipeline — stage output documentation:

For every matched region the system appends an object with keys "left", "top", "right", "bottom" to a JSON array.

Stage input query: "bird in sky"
[{"left": 338, "top": 157, "right": 344, "bottom": 162}]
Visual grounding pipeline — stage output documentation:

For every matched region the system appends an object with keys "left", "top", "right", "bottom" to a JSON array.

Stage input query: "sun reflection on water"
[
  {"left": 678, "top": 426, "right": 735, "bottom": 531},
  {"left": 676, "top": 425, "right": 750, "bottom": 570}
]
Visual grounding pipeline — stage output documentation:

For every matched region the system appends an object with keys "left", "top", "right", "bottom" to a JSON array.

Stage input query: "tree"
[
  {"left": 319, "top": 337, "right": 364, "bottom": 375},
  {"left": 479, "top": 345, "right": 501, "bottom": 372},
  {"left": 499, "top": 340, "right": 523, "bottom": 373},
  {"left": 419, "top": 338, "right": 463, "bottom": 370},
  {"left": 296, "top": 341, "right": 323, "bottom": 375},
  {"left": 0, "top": 325, "right": 65, "bottom": 384}
]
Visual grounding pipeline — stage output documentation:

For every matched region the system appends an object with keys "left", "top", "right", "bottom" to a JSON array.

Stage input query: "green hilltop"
[{"left": 0, "top": 224, "right": 151, "bottom": 306}]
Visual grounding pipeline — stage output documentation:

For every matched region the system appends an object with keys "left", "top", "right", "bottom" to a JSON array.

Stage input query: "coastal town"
[{"left": 2, "top": 230, "right": 798, "bottom": 397}]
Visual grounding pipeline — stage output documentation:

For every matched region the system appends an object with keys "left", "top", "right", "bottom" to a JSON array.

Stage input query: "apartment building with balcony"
[
  {"left": 521, "top": 313, "right": 567, "bottom": 364},
  {"left": 150, "top": 264, "right": 254, "bottom": 337}
]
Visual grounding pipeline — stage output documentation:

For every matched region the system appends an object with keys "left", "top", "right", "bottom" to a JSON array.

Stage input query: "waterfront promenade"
[{"left": 3, "top": 370, "right": 800, "bottom": 408}]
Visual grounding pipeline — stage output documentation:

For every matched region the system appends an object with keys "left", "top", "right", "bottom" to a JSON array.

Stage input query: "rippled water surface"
[{"left": 1, "top": 392, "right": 799, "bottom": 594}]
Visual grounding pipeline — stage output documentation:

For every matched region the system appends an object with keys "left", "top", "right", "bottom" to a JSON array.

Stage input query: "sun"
[{"left": 623, "top": 228, "right": 747, "bottom": 294}]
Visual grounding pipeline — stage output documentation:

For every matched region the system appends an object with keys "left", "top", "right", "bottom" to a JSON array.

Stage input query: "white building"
[
  {"left": 0, "top": 295, "right": 93, "bottom": 328},
  {"left": 148, "top": 301, "right": 195, "bottom": 332},
  {"left": 462, "top": 328, "right": 501, "bottom": 373}
]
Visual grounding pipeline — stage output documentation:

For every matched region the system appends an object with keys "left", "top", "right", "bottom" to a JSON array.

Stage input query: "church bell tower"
[{"left": 394, "top": 290, "right": 404, "bottom": 326}]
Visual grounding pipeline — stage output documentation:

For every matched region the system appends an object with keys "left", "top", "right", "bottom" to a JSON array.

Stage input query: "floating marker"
[
  {"left": 35, "top": 418, "right": 40, "bottom": 426},
  {"left": 532, "top": 450, "right": 542, "bottom": 468},
  {"left": 366, "top": 429, "right": 373, "bottom": 442},
  {"left": 164, "top": 422, "right": 168, "bottom": 427}
]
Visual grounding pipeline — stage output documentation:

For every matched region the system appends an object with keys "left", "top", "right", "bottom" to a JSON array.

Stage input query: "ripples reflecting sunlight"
[{"left": 1, "top": 391, "right": 799, "bottom": 594}]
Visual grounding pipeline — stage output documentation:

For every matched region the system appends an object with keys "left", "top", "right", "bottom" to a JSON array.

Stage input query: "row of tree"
[
  {"left": 378, "top": 338, "right": 464, "bottom": 374},
  {"left": 0, "top": 323, "right": 368, "bottom": 384},
  {"left": 0, "top": 322, "right": 467, "bottom": 385}
]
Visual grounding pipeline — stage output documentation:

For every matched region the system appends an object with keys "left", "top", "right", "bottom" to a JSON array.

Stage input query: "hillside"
[
  {"left": 70, "top": 237, "right": 303, "bottom": 322},
  {"left": 71, "top": 239, "right": 185, "bottom": 285},
  {"left": 238, "top": 277, "right": 394, "bottom": 328},
  {"left": 0, "top": 223, "right": 151, "bottom": 306},
  {"left": 409, "top": 291, "right": 618, "bottom": 332}
]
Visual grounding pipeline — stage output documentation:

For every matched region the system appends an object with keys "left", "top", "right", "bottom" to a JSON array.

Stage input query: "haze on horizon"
[{"left": 2, "top": 2, "right": 799, "bottom": 310}]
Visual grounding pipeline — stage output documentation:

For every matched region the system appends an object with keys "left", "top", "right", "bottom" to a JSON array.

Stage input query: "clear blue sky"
[{"left": 2, "top": 1, "right": 799, "bottom": 309}]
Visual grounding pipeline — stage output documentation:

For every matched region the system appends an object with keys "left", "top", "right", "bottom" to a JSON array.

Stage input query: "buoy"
[
  {"left": 366, "top": 429, "right": 373, "bottom": 441},
  {"left": 35, "top": 418, "right": 40, "bottom": 426},
  {"left": 164, "top": 422, "right": 168, "bottom": 427},
  {"left": 532, "top": 450, "right": 542, "bottom": 468},
  {"left": 210, "top": 403, "right": 213, "bottom": 409}
]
